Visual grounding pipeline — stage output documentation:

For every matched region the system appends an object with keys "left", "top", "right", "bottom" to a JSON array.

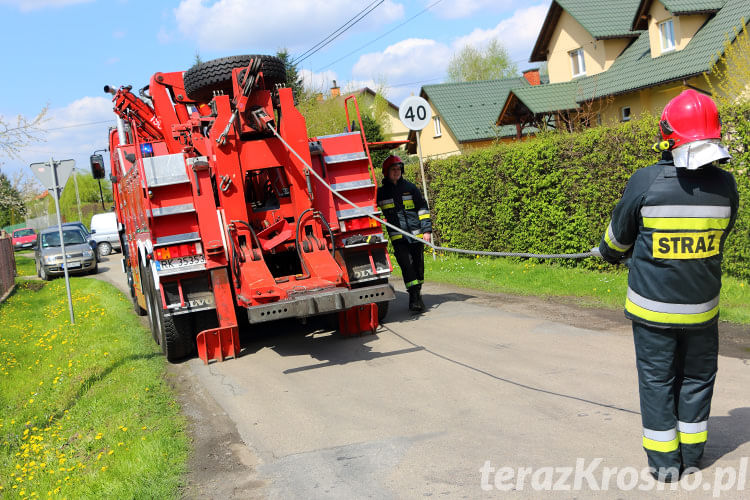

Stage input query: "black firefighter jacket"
[
  {"left": 377, "top": 177, "right": 432, "bottom": 244},
  {"left": 599, "top": 155, "right": 739, "bottom": 328}
]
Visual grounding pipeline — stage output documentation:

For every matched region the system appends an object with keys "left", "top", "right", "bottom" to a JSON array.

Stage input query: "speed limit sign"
[{"left": 399, "top": 96, "right": 432, "bottom": 131}]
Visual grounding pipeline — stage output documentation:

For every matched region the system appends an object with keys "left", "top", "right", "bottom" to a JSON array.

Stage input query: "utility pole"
[{"left": 72, "top": 170, "right": 83, "bottom": 222}]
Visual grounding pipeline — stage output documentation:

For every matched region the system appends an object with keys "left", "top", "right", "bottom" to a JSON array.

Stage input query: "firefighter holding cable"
[
  {"left": 597, "top": 90, "right": 739, "bottom": 481},
  {"left": 377, "top": 155, "right": 432, "bottom": 313}
]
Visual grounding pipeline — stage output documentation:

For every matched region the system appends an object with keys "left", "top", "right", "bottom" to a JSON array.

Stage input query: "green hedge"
[{"left": 412, "top": 108, "right": 749, "bottom": 281}]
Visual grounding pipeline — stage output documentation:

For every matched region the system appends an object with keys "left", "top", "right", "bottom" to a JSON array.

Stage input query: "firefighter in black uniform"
[
  {"left": 598, "top": 90, "right": 739, "bottom": 481},
  {"left": 377, "top": 155, "right": 432, "bottom": 312}
]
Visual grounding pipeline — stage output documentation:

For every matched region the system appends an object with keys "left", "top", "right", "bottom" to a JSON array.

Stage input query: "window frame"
[
  {"left": 659, "top": 19, "right": 676, "bottom": 53},
  {"left": 621, "top": 106, "right": 632, "bottom": 122},
  {"left": 569, "top": 48, "right": 586, "bottom": 78},
  {"left": 433, "top": 116, "right": 442, "bottom": 137}
]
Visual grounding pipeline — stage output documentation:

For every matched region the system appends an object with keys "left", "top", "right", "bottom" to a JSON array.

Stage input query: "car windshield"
[
  {"left": 64, "top": 223, "right": 89, "bottom": 236},
  {"left": 42, "top": 229, "right": 85, "bottom": 248},
  {"left": 14, "top": 229, "right": 34, "bottom": 237}
]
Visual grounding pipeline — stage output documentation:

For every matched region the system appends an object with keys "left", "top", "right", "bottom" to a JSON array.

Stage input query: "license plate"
[
  {"left": 62, "top": 261, "right": 81, "bottom": 269},
  {"left": 157, "top": 255, "right": 206, "bottom": 270}
]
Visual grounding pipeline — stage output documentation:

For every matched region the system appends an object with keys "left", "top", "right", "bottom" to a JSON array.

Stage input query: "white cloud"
[
  {"left": 352, "top": 38, "right": 452, "bottom": 86},
  {"left": 427, "top": 0, "right": 515, "bottom": 19},
  {"left": 4, "top": 97, "right": 117, "bottom": 185},
  {"left": 451, "top": 3, "right": 549, "bottom": 63},
  {"left": 299, "top": 69, "right": 339, "bottom": 93},
  {"left": 174, "top": 0, "right": 404, "bottom": 52},
  {"left": 0, "top": 0, "right": 93, "bottom": 11}
]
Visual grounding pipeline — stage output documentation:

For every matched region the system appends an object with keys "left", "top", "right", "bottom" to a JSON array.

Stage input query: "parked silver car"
[{"left": 34, "top": 227, "right": 98, "bottom": 280}]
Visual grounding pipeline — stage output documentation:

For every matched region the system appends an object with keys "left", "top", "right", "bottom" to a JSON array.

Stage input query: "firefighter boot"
[
  {"left": 408, "top": 286, "right": 422, "bottom": 312},
  {"left": 408, "top": 286, "right": 424, "bottom": 313},
  {"left": 415, "top": 284, "right": 425, "bottom": 312}
]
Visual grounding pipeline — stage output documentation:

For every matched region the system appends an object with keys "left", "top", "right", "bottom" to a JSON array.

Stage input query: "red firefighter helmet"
[
  {"left": 659, "top": 89, "right": 721, "bottom": 148},
  {"left": 382, "top": 155, "right": 404, "bottom": 176}
]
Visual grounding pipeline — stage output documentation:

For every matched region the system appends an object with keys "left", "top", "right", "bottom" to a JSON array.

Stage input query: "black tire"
[
  {"left": 129, "top": 266, "right": 147, "bottom": 316},
  {"left": 377, "top": 301, "right": 389, "bottom": 323},
  {"left": 142, "top": 264, "right": 161, "bottom": 344},
  {"left": 183, "top": 54, "right": 286, "bottom": 102},
  {"left": 97, "top": 241, "right": 112, "bottom": 257},
  {"left": 159, "top": 311, "right": 195, "bottom": 363},
  {"left": 40, "top": 265, "right": 50, "bottom": 281},
  {"left": 89, "top": 262, "right": 98, "bottom": 275}
]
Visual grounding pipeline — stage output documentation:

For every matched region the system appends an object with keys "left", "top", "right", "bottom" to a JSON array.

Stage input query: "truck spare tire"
[{"left": 183, "top": 54, "right": 286, "bottom": 102}]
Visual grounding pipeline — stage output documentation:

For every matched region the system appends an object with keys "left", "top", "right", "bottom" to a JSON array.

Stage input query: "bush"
[{"left": 420, "top": 112, "right": 749, "bottom": 280}]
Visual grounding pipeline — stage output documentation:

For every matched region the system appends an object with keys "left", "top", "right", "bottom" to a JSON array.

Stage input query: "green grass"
[
  {"left": 413, "top": 253, "right": 750, "bottom": 325},
  {"left": 0, "top": 278, "right": 189, "bottom": 499},
  {"left": 14, "top": 255, "right": 36, "bottom": 277}
]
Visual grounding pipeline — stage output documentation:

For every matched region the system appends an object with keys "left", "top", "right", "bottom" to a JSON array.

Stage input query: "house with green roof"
[
  {"left": 497, "top": 0, "right": 750, "bottom": 131},
  {"left": 405, "top": 72, "right": 539, "bottom": 159}
]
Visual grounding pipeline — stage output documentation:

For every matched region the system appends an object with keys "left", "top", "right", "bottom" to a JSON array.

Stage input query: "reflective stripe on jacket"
[
  {"left": 599, "top": 156, "right": 739, "bottom": 328},
  {"left": 377, "top": 177, "right": 432, "bottom": 243}
]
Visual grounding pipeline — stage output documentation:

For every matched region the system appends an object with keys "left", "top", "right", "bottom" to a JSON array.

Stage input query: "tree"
[
  {"left": 706, "top": 21, "right": 750, "bottom": 107},
  {"left": 0, "top": 170, "right": 26, "bottom": 227},
  {"left": 0, "top": 107, "right": 48, "bottom": 159},
  {"left": 447, "top": 39, "right": 518, "bottom": 82},
  {"left": 276, "top": 48, "right": 304, "bottom": 102},
  {"left": 190, "top": 51, "right": 204, "bottom": 70}
]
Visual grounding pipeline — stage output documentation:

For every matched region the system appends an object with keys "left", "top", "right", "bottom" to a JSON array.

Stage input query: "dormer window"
[
  {"left": 659, "top": 19, "right": 675, "bottom": 53},
  {"left": 570, "top": 48, "right": 586, "bottom": 77}
]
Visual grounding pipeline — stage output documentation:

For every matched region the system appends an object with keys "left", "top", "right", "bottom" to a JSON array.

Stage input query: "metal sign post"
[
  {"left": 399, "top": 96, "right": 436, "bottom": 258},
  {"left": 398, "top": 96, "right": 432, "bottom": 207},
  {"left": 30, "top": 158, "right": 76, "bottom": 325}
]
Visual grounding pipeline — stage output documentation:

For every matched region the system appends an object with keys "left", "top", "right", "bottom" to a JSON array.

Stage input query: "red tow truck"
[{"left": 95, "top": 55, "right": 398, "bottom": 363}]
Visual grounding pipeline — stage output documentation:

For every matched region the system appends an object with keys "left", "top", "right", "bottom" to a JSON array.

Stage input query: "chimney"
[
  {"left": 522, "top": 68, "right": 541, "bottom": 86},
  {"left": 330, "top": 80, "right": 340, "bottom": 98}
]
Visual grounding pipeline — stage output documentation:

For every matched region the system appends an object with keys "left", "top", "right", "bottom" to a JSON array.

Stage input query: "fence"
[{"left": 0, "top": 236, "right": 16, "bottom": 303}]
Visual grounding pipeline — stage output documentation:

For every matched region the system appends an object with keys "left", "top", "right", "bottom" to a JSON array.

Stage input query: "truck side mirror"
[{"left": 90, "top": 154, "right": 106, "bottom": 179}]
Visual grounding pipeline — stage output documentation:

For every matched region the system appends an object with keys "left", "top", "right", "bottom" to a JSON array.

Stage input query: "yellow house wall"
[
  {"left": 648, "top": 1, "right": 709, "bottom": 57},
  {"left": 598, "top": 81, "right": 709, "bottom": 125},
  {"left": 415, "top": 100, "right": 462, "bottom": 158},
  {"left": 547, "top": 10, "right": 613, "bottom": 83}
]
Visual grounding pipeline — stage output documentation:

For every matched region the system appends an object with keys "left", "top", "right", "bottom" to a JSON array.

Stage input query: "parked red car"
[{"left": 11, "top": 227, "right": 36, "bottom": 250}]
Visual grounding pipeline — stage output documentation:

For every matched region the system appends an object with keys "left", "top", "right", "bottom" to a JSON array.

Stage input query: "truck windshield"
[{"left": 42, "top": 230, "right": 85, "bottom": 248}]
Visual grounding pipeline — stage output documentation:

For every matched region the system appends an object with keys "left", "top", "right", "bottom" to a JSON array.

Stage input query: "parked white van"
[{"left": 90, "top": 212, "right": 121, "bottom": 256}]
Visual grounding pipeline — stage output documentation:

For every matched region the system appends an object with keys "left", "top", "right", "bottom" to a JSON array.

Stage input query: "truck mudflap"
[{"left": 246, "top": 283, "right": 394, "bottom": 324}]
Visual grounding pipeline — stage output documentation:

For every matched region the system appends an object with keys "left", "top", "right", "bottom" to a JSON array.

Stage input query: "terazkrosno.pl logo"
[{"left": 479, "top": 458, "right": 748, "bottom": 497}]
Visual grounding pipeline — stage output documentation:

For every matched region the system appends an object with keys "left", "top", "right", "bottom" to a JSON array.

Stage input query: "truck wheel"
[
  {"left": 183, "top": 54, "right": 286, "bottom": 102},
  {"left": 142, "top": 265, "right": 162, "bottom": 345},
  {"left": 159, "top": 311, "right": 195, "bottom": 363},
  {"left": 129, "top": 267, "right": 147, "bottom": 316},
  {"left": 97, "top": 241, "right": 112, "bottom": 257},
  {"left": 377, "top": 301, "right": 389, "bottom": 323}
]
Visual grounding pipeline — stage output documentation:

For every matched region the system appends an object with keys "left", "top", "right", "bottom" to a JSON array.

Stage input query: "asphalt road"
[{"left": 94, "top": 255, "right": 750, "bottom": 499}]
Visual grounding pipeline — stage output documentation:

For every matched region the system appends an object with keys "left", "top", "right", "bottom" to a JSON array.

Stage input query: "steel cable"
[{"left": 268, "top": 124, "right": 596, "bottom": 260}]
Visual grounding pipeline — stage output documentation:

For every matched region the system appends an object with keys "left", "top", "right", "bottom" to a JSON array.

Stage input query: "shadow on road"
[
  {"left": 234, "top": 290, "right": 475, "bottom": 373},
  {"left": 702, "top": 407, "right": 750, "bottom": 467}
]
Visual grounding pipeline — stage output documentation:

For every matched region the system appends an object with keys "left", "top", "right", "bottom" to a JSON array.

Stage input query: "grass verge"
[
  {"left": 14, "top": 255, "right": 36, "bottom": 277},
  {"left": 0, "top": 277, "right": 188, "bottom": 499},
  {"left": 413, "top": 253, "right": 750, "bottom": 325}
]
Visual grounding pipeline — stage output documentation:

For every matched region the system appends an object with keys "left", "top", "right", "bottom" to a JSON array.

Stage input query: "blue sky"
[{"left": 0, "top": 0, "right": 549, "bottom": 186}]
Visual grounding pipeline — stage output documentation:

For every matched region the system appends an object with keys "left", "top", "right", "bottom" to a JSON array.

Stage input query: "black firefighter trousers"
[
  {"left": 392, "top": 240, "right": 424, "bottom": 290},
  {"left": 633, "top": 321, "right": 718, "bottom": 475}
]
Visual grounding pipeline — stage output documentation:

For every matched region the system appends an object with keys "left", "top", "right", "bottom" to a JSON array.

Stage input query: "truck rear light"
[
  {"left": 154, "top": 242, "right": 200, "bottom": 260},
  {"left": 340, "top": 217, "right": 380, "bottom": 233}
]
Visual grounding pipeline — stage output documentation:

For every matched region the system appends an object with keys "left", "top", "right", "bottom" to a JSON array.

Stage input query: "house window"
[
  {"left": 433, "top": 116, "right": 442, "bottom": 137},
  {"left": 621, "top": 106, "right": 632, "bottom": 122},
  {"left": 570, "top": 48, "right": 586, "bottom": 77},
  {"left": 659, "top": 19, "right": 676, "bottom": 53}
]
